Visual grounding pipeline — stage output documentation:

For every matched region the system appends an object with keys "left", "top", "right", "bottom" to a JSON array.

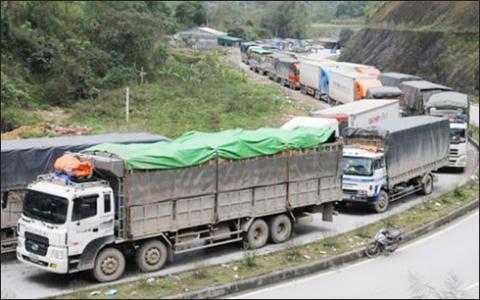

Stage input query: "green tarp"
[{"left": 86, "top": 127, "right": 335, "bottom": 170}]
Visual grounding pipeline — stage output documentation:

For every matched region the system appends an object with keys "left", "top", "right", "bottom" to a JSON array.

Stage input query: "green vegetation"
[{"left": 58, "top": 172, "right": 479, "bottom": 299}]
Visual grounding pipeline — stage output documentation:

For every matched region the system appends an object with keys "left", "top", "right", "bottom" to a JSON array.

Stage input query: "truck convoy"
[
  {"left": 16, "top": 127, "right": 343, "bottom": 282},
  {"left": 426, "top": 92, "right": 470, "bottom": 171},
  {"left": 341, "top": 116, "right": 450, "bottom": 212},
  {"left": 1, "top": 133, "right": 168, "bottom": 254},
  {"left": 310, "top": 100, "right": 400, "bottom": 135}
]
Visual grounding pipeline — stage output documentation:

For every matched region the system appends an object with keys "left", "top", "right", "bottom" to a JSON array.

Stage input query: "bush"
[{"left": 101, "top": 66, "right": 137, "bottom": 89}]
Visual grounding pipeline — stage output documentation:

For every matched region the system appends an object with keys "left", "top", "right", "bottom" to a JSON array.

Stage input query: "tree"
[
  {"left": 339, "top": 29, "right": 355, "bottom": 48},
  {"left": 261, "top": 1, "right": 308, "bottom": 39},
  {"left": 335, "top": 1, "right": 369, "bottom": 19},
  {"left": 175, "top": 1, "right": 207, "bottom": 28}
]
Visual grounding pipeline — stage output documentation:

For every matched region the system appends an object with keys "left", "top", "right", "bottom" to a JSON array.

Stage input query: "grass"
[
  {"left": 469, "top": 95, "right": 479, "bottom": 105},
  {"left": 58, "top": 170, "right": 479, "bottom": 299},
  {"left": 471, "top": 125, "right": 479, "bottom": 144},
  {"left": 2, "top": 49, "right": 306, "bottom": 140}
]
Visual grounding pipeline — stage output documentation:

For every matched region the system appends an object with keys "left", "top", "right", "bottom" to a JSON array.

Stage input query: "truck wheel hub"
[
  {"left": 276, "top": 223, "right": 286, "bottom": 235},
  {"left": 102, "top": 257, "right": 118, "bottom": 275},
  {"left": 145, "top": 248, "right": 161, "bottom": 265}
]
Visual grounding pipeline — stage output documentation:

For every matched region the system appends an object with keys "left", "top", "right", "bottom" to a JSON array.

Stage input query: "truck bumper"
[
  {"left": 448, "top": 155, "right": 467, "bottom": 168},
  {"left": 342, "top": 192, "right": 372, "bottom": 203},
  {"left": 17, "top": 238, "right": 68, "bottom": 274}
]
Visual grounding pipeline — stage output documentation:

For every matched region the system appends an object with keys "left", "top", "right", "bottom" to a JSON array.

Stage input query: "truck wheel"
[
  {"left": 420, "top": 174, "right": 433, "bottom": 195},
  {"left": 372, "top": 191, "right": 389, "bottom": 213},
  {"left": 245, "top": 219, "right": 269, "bottom": 249},
  {"left": 93, "top": 247, "right": 126, "bottom": 282},
  {"left": 135, "top": 240, "right": 168, "bottom": 272},
  {"left": 268, "top": 214, "right": 292, "bottom": 244}
]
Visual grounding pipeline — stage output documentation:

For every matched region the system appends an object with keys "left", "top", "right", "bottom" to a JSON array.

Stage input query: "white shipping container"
[
  {"left": 328, "top": 69, "right": 375, "bottom": 104},
  {"left": 310, "top": 99, "right": 400, "bottom": 130},
  {"left": 299, "top": 60, "right": 337, "bottom": 90},
  {"left": 281, "top": 116, "right": 339, "bottom": 136}
]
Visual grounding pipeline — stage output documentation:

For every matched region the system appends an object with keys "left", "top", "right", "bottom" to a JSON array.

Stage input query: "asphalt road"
[
  {"left": 232, "top": 210, "right": 479, "bottom": 299},
  {"left": 1, "top": 143, "right": 477, "bottom": 299}
]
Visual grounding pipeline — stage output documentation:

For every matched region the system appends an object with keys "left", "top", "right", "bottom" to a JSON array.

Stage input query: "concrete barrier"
[{"left": 168, "top": 199, "right": 479, "bottom": 299}]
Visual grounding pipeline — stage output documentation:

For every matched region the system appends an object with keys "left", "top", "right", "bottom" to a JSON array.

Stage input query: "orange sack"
[{"left": 54, "top": 154, "right": 93, "bottom": 177}]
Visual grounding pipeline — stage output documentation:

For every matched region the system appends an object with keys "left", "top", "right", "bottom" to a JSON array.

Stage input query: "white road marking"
[{"left": 229, "top": 210, "right": 479, "bottom": 299}]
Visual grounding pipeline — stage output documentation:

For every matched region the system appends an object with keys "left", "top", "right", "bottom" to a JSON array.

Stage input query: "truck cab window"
[
  {"left": 72, "top": 195, "right": 98, "bottom": 221},
  {"left": 104, "top": 193, "right": 111, "bottom": 213}
]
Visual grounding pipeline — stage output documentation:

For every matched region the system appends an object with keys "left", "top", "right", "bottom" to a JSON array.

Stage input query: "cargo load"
[
  {"left": 365, "top": 86, "right": 403, "bottom": 99},
  {"left": 379, "top": 72, "right": 421, "bottom": 87},
  {"left": 399, "top": 80, "right": 452, "bottom": 114}
]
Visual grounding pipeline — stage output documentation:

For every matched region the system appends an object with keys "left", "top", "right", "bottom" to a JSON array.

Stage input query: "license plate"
[{"left": 343, "top": 193, "right": 356, "bottom": 200}]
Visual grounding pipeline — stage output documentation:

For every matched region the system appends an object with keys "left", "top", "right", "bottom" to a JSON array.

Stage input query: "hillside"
[{"left": 340, "top": 1, "right": 479, "bottom": 94}]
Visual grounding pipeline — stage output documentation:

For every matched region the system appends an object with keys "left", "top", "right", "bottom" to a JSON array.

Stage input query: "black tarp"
[
  {"left": 365, "top": 86, "right": 403, "bottom": 99},
  {"left": 379, "top": 72, "right": 421, "bottom": 87},
  {"left": 343, "top": 116, "right": 450, "bottom": 185},
  {"left": 1, "top": 133, "right": 169, "bottom": 192},
  {"left": 399, "top": 80, "right": 452, "bottom": 114}
]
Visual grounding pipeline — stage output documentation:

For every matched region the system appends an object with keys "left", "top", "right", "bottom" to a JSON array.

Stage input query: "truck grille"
[
  {"left": 449, "top": 149, "right": 458, "bottom": 156},
  {"left": 343, "top": 189, "right": 358, "bottom": 195},
  {"left": 25, "top": 232, "right": 49, "bottom": 257}
]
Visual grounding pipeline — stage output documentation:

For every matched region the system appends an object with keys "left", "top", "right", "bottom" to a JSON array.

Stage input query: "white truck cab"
[
  {"left": 342, "top": 146, "right": 387, "bottom": 203},
  {"left": 447, "top": 122, "right": 468, "bottom": 170},
  {"left": 17, "top": 174, "right": 114, "bottom": 274}
]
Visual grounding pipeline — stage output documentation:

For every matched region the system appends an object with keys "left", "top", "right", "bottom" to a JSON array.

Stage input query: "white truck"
[
  {"left": 16, "top": 128, "right": 342, "bottom": 282},
  {"left": 281, "top": 116, "right": 340, "bottom": 136},
  {"left": 341, "top": 116, "right": 450, "bottom": 212},
  {"left": 328, "top": 69, "right": 382, "bottom": 104},
  {"left": 309, "top": 99, "right": 400, "bottom": 136},
  {"left": 299, "top": 59, "right": 338, "bottom": 100},
  {"left": 426, "top": 91, "right": 469, "bottom": 171}
]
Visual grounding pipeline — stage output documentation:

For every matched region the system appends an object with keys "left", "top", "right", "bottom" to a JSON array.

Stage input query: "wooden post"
[{"left": 125, "top": 86, "right": 129, "bottom": 122}]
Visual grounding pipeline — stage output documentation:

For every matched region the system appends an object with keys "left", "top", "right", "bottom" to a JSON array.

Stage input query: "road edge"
[{"left": 168, "top": 199, "right": 479, "bottom": 299}]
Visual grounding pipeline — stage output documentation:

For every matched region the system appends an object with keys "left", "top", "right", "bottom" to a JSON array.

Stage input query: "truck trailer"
[
  {"left": 399, "top": 80, "right": 452, "bottom": 115},
  {"left": 274, "top": 56, "right": 300, "bottom": 89},
  {"left": 341, "top": 116, "right": 450, "bottom": 212},
  {"left": 378, "top": 72, "right": 421, "bottom": 87},
  {"left": 310, "top": 99, "right": 400, "bottom": 135},
  {"left": 281, "top": 116, "right": 339, "bottom": 136},
  {"left": 426, "top": 91, "right": 470, "bottom": 171},
  {"left": 299, "top": 59, "right": 338, "bottom": 100},
  {"left": 16, "top": 127, "right": 343, "bottom": 282},
  {"left": 328, "top": 69, "right": 382, "bottom": 104},
  {"left": 1, "top": 133, "right": 168, "bottom": 254}
]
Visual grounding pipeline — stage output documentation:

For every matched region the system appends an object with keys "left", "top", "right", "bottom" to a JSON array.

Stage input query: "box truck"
[
  {"left": 328, "top": 69, "right": 382, "bottom": 104},
  {"left": 1, "top": 133, "right": 168, "bottom": 254},
  {"left": 310, "top": 99, "right": 400, "bottom": 135},
  {"left": 342, "top": 116, "right": 450, "bottom": 212},
  {"left": 299, "top": 59, "right": 338, "bottom": 100},
  {"left": 274, "top": 56, "right": 300, "bottom": 89},
  {"left": 426, "top": 92, "right": 469, "bottom": 171},
  {"left": 16, "top": 128, "right": 343, "bottom": 282}
]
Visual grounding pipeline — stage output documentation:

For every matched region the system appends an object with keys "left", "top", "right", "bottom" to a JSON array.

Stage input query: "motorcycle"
[{"left": 365, "top": 228, "right": 403, "bottom": 258}]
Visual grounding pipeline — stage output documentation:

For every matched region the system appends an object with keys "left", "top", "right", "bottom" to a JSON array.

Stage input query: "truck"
[
  {"left": 247, "top": 47, "right": 273, "bottom": 74},
  {"left": 281, "top": 116, "right": 339, "bottom": 136},
  {"left": 328, "top": 69, "right": 382, "bottom": 104},
  {"left": 310, "top": 100, "right": 400, "bottom": 135},
  {"left": 264, "top": 53, "right": 290, "bottom": 80},
  {"left": 341, "top": 116, "right": 450, "bottom": 213},
  {"left": 240, "top": 42, "right": 257, "bottom": 64},
  {"left": 399, "top": 80, "right": 452, "bottom": 115},
  {"left": 274, "top": 56, "right": 300, "bottom": 89},
  {"left": 378, "top": 72, "right": 421, "bottom": 87},
  {"left": 16, "top": 127, "right": 343, "bottom": 282},
  {"left": 1, "top": 133, "right": 168, "bottom": 254},
  {"left": 299, "top": 59, "right": 340, "bottom": 100},
  {"left": 426, "top": 91, "right": 470, "bottom": 171},
  {"left": 365, "top": 86, "right": 403, "bottom": 100}
]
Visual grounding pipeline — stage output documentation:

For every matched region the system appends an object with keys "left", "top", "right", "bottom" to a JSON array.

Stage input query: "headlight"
[
  {"left": 50, "top": 249, "right": 65, "bottom": 260},
  {"left": 358, "top": 190, "right": 368, "bottom": 195}
]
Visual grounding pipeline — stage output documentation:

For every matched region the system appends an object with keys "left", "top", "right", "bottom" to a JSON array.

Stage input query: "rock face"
[
  {"left": 339, "top": 1, "right": 479, "bottom": 94},
  {"left": 340, "top": 28, "right": 479, "bottom": 93}
]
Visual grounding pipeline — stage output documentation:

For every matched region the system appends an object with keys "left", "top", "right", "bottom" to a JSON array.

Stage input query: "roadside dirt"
[{"left": 224, "top": 48, "right": 330, "bottom": 112}]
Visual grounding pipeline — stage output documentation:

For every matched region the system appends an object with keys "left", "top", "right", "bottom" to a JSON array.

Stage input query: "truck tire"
[
  {"left": 268, "top": 214, "right": 292, "bottom": 244},
  {"left": 245, "top": 219, "right": 269, "bottom": 249},
  {"left": 93, "top": 247, "right": 126, "bottom": 282},
  {"left": 372, "top": 191, "right": 389, "bottom": 213},
  {"left": 420, "top": 174, "right": 433, "bottom": 195},
  {"left": 135, "top": 239, "right": 168, "bottom": 272}
]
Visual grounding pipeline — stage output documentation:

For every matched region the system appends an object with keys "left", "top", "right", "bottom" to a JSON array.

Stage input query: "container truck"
[
  {"left": 1, "top": 133, "right": 168, "bottom": 254},
  {"left": 274, "top": 56, "right": 300, "bottom": 89},
  {"left": 281, "top": 116, "right": 339, "bottom": 136},
  {"left": 399, "top": 80, "right": 452, "bottom": 115},
  {"left": 310, "top": 100, "right": 400, "bottom": 135},
  {"left": 16, "top": 128, "right": 343, "bottom": 282},
  {"left": 336, "top": 62, "right": 381, "bottom": 77},
  {"left": 426, "top": 92, "right": 469, "bottom": 171},
  {"left": 248, "top": 47, "right": 273, "bottom": 74},
  {"left": 378, "top": 72, "right": 421, "bottom": 87},
  {"left": 341, "top": 116, "right": 450, "bottom": 213},
  {"left": 299, "top": 59, "right": 338, "bottom": 100},
  {"left": 264, "top": 53, "right": 289, "bottom": 80},
  {"left": 240, "top": 42, "right": 257, "bottom": 64},
  {"left": 328, "top": 69, "right": 382, "bottom": 104}
]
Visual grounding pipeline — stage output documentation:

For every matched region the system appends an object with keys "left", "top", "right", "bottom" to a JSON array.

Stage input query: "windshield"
[
  {"left": 450, "top": 128, "right": 466, "bottom": 144},
  {"left": 23, "top": 190, "right": 68, "bottom": 225},
  {"left": 343, "top": 156, "right": 373, "bottom": 176}
]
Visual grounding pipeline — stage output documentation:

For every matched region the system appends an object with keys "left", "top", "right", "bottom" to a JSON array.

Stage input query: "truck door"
[{"left": 68, "top": 193, "right": 105, "bottom": 256}]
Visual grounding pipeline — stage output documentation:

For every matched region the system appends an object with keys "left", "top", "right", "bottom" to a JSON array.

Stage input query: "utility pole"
[{"left": 125, "top": 86, "right": 129, "bottom": 122}]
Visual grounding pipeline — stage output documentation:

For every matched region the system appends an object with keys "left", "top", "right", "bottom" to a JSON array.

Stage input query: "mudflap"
[{"left": 322, "top": 202, "right": 334, "bottom": 222}]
